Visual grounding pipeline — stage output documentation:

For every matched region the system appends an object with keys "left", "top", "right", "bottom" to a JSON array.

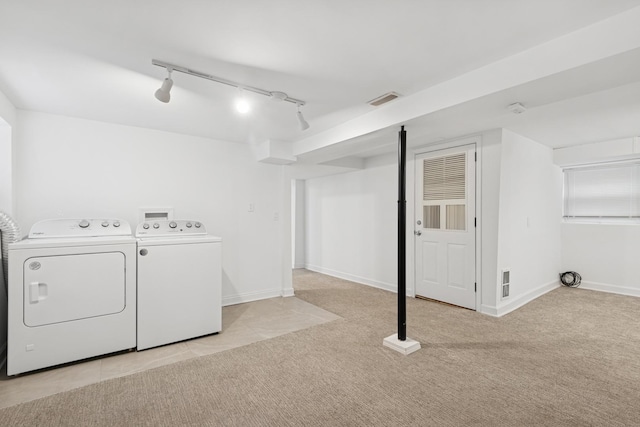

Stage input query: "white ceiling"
[
  {"left": 300, "top": 46, "right": 640, "bottom": 164},
  {"left": 2, "top": 0, "right": 640, "bottom": 164}
]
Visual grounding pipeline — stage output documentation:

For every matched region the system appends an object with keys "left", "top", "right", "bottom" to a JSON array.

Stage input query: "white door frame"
[{"left": 405, "top": 135, "right": 482, "bottom": 311}]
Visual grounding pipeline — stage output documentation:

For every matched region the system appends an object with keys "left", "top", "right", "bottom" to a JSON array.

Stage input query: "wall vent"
[
  {"left": 501, "top": 269, "right": 510, "bottom": 299},
  {"left": 368, "top": 91, "right": 400, "bottom": 107}
]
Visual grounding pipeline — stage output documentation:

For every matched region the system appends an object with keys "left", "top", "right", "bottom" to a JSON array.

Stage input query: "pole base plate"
[{"left": 383, "top": 334, "right": 421, "bottom": 355}]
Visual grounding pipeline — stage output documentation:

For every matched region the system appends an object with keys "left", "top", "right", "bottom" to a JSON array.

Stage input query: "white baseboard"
[
  {"left": 222, "top": 288, "right": 283, "bottom": 306},
  {"left": 281, "top": 287, "right": 295, "bottom": 298},
  {"left": 491, "top": 280, "right": 560, "bottom": 317},
  {"left": 304, "top": 264, "right": 396, "bottom": 293},
  {"left": 579, "top": 281, "right": 640, "bottom": 298},
  {"left": 479, "top": 304, "right": 499, "bottom": 317}
]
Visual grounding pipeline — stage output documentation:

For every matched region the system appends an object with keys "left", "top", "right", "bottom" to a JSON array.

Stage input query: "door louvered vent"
[{"left": 423, "top": 153, "right": 466, "bottom": 201}]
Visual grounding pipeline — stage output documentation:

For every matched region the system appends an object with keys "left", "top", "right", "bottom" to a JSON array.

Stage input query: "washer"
[
  {"left": 7, "top": 218, "right": 137, "bottom": 375},
  {"left": 136, "top": 219, "right": 222, "bottom": 351}
]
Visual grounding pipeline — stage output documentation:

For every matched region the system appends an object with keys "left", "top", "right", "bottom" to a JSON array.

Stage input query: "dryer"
[
  {"left": 136, "top": 219, "right": 221, "bottom": 350},
  {"left": 7, "top": 219, "right": 136, "bottom": 375}
]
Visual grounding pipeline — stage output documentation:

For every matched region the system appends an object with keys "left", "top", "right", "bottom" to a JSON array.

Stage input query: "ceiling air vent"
[{"left": 368, "top": 91, "right": 401, "bottom": 107}]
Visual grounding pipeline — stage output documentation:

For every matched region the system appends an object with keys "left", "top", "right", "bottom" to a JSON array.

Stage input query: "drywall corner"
[{"left": 0, "top": 90, "right": 16, "bottom": 128}]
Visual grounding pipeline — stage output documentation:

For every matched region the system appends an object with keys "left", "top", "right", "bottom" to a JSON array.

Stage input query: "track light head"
[
  {"left": 154, "top": 78, "right": 173, "bottom": 103},
  {"left": 297, "top": 111, "right": 310, "bottom": 130},
  {"left": 154, "top": 69, "right": 173, "bottom": 103},
  {"left": 296, "top": 104, "right": 310, "bottom": 131}
]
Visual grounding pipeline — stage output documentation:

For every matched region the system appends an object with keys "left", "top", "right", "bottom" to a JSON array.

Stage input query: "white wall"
[
  {"left": 0, "top": 89, "right": 16, "bottom": 367},
  {"left": 478, "top": 130, "right": 502, "bottom": 311},
  {"left": 555, "top": 138, "right": 640, "bottom": 296},
  {"left": 561, "top": 224, "right": 640, "bottom": 296},
  {"left": 14, "top": 111, "right": 289, "bottom": 305},
  {"left": 304, "top": 129, "right": 563, "bottom": 317},
  {"left": 553, "top": 137, "right": 640, "bottom": 166},
  {"left": 304, "top": 130, "right": 505, "bottom": 311},
  {"left": 292, "top": 179, "right": 306, "bottom": 269},
  {"left": 494, "top": 129, "right": 562, "bottom": 316},
  {"left": 305, "top": 161, "right": 397, "bottom": 291},
  {"left": 0, "top": 123, "right": 11, "bottom": 213},
  {"left": 0, "top": 89, "right": 16, "bottom": 128},
  {"left": 0, "top": 87, "right": 16, "bottom": 213}
]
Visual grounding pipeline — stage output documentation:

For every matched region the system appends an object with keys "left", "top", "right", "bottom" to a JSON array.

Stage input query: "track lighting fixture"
[
  {"left": 154, "top": 68, "right": 173, "bottom": 103},
  {"left": 152, "top": 59, "right": 309, "bottom": 129},
  {"left": 296, "top": 104, "right": 310, "bottom": 131}
]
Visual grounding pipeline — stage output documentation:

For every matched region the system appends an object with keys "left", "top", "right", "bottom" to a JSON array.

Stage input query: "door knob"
[{"left": 414, "top": 230, "right": 422, "bottom": 236}]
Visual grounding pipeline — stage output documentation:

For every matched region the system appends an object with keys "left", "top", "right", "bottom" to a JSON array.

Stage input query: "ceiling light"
[
  {"left": 152, "top": 59, "right": 309, "bottom": 129},
  {"left": 235, "top": 91, "right": 251, "bottom": 114},
  {"left": 154, "top": 68, "right": 173, "bottom": 103},
  {"left": 296, "top": 104, "right": 310, "bottom": 131}
]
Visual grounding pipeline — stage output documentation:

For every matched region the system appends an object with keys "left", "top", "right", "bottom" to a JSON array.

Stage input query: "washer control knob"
[
  {"left": 143, "top": 223, "right": 150, "bottom": 230},
  {"left": 169, "top": 221, "right": 177, "bottom": 229},
  {"left": 186, "top": 222, "right": 193, "bottom": 228},
  {"left": 153, "top": 223, "right": 160, "bottom": 229},
  {"left": 79, "top": 219, "right": 90, "bottom": 228},
  {"left": 195, "top": 222, "right": 201, "bottom": 228},
  {"left": 101, "top": 221, "right": 109, "bottom": 227},
  {"left": 113, "top": 221, "right": 120, "bottom": 227}
]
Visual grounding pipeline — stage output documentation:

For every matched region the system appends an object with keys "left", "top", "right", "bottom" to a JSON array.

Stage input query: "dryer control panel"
[
  {"left": 135, "top": 220, "right": 207, "bottom": 237},
  {"left": 29, "top": 219, "right": 132, "bottom": 238}
]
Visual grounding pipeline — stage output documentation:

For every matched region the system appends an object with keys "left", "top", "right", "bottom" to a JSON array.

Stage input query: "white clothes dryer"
[
  {"left": 7, "top": 219, "right": 136, "bottom": 375},
  {"left": 136, "top": 219, "right": 222, "bottom": 350}
]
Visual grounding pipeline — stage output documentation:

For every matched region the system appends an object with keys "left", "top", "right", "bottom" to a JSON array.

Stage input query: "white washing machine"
[
  {"left": 7, "top": 218, "right": 137, "bottom": 375},
  {"left": 136, "top": 219, "right": 222, "bottom": 351}
]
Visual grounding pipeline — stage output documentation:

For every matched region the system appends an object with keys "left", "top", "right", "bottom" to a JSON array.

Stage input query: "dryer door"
[{"left": 23, "top": 252, "right": 126, "bottom": 327}]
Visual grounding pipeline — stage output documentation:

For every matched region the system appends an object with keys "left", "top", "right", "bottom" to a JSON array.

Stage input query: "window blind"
[{"left": 563, "top": 161, "right": 640, "bottom": 220}]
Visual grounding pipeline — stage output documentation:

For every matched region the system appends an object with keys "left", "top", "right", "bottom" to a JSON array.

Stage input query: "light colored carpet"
[{"left": 2, "top": 269, "right": 640, "bottom": 426}]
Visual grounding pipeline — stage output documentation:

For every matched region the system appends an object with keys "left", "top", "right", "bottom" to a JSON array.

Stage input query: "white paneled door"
[{"left": 414, "top": 144, "right": 476, "bottom": 309}]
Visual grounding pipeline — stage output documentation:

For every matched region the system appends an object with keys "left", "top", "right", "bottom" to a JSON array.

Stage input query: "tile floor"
[{"left": 0, "top": 296, "right": 340, "bottom": 409}]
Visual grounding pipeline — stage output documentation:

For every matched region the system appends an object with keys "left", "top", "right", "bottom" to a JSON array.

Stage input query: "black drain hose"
[{"left": 560, "top": 271, "right": 581, "bottom": 287}]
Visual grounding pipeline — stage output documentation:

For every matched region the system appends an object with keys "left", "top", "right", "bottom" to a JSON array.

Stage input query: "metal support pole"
[
  {"left": 397, "top": 125, "right": 407, "bottom": 341},
  {"left": 383, "top": 125, "right": 420, "bottom": 355}
]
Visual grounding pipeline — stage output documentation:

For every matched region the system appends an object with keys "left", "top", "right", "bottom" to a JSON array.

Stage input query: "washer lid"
[
  {"left": 137, "top": 235, "right": 221, "bottom": 246},
  {"left": 29, "top": 219, "right": 132, "bottom": 238}
]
